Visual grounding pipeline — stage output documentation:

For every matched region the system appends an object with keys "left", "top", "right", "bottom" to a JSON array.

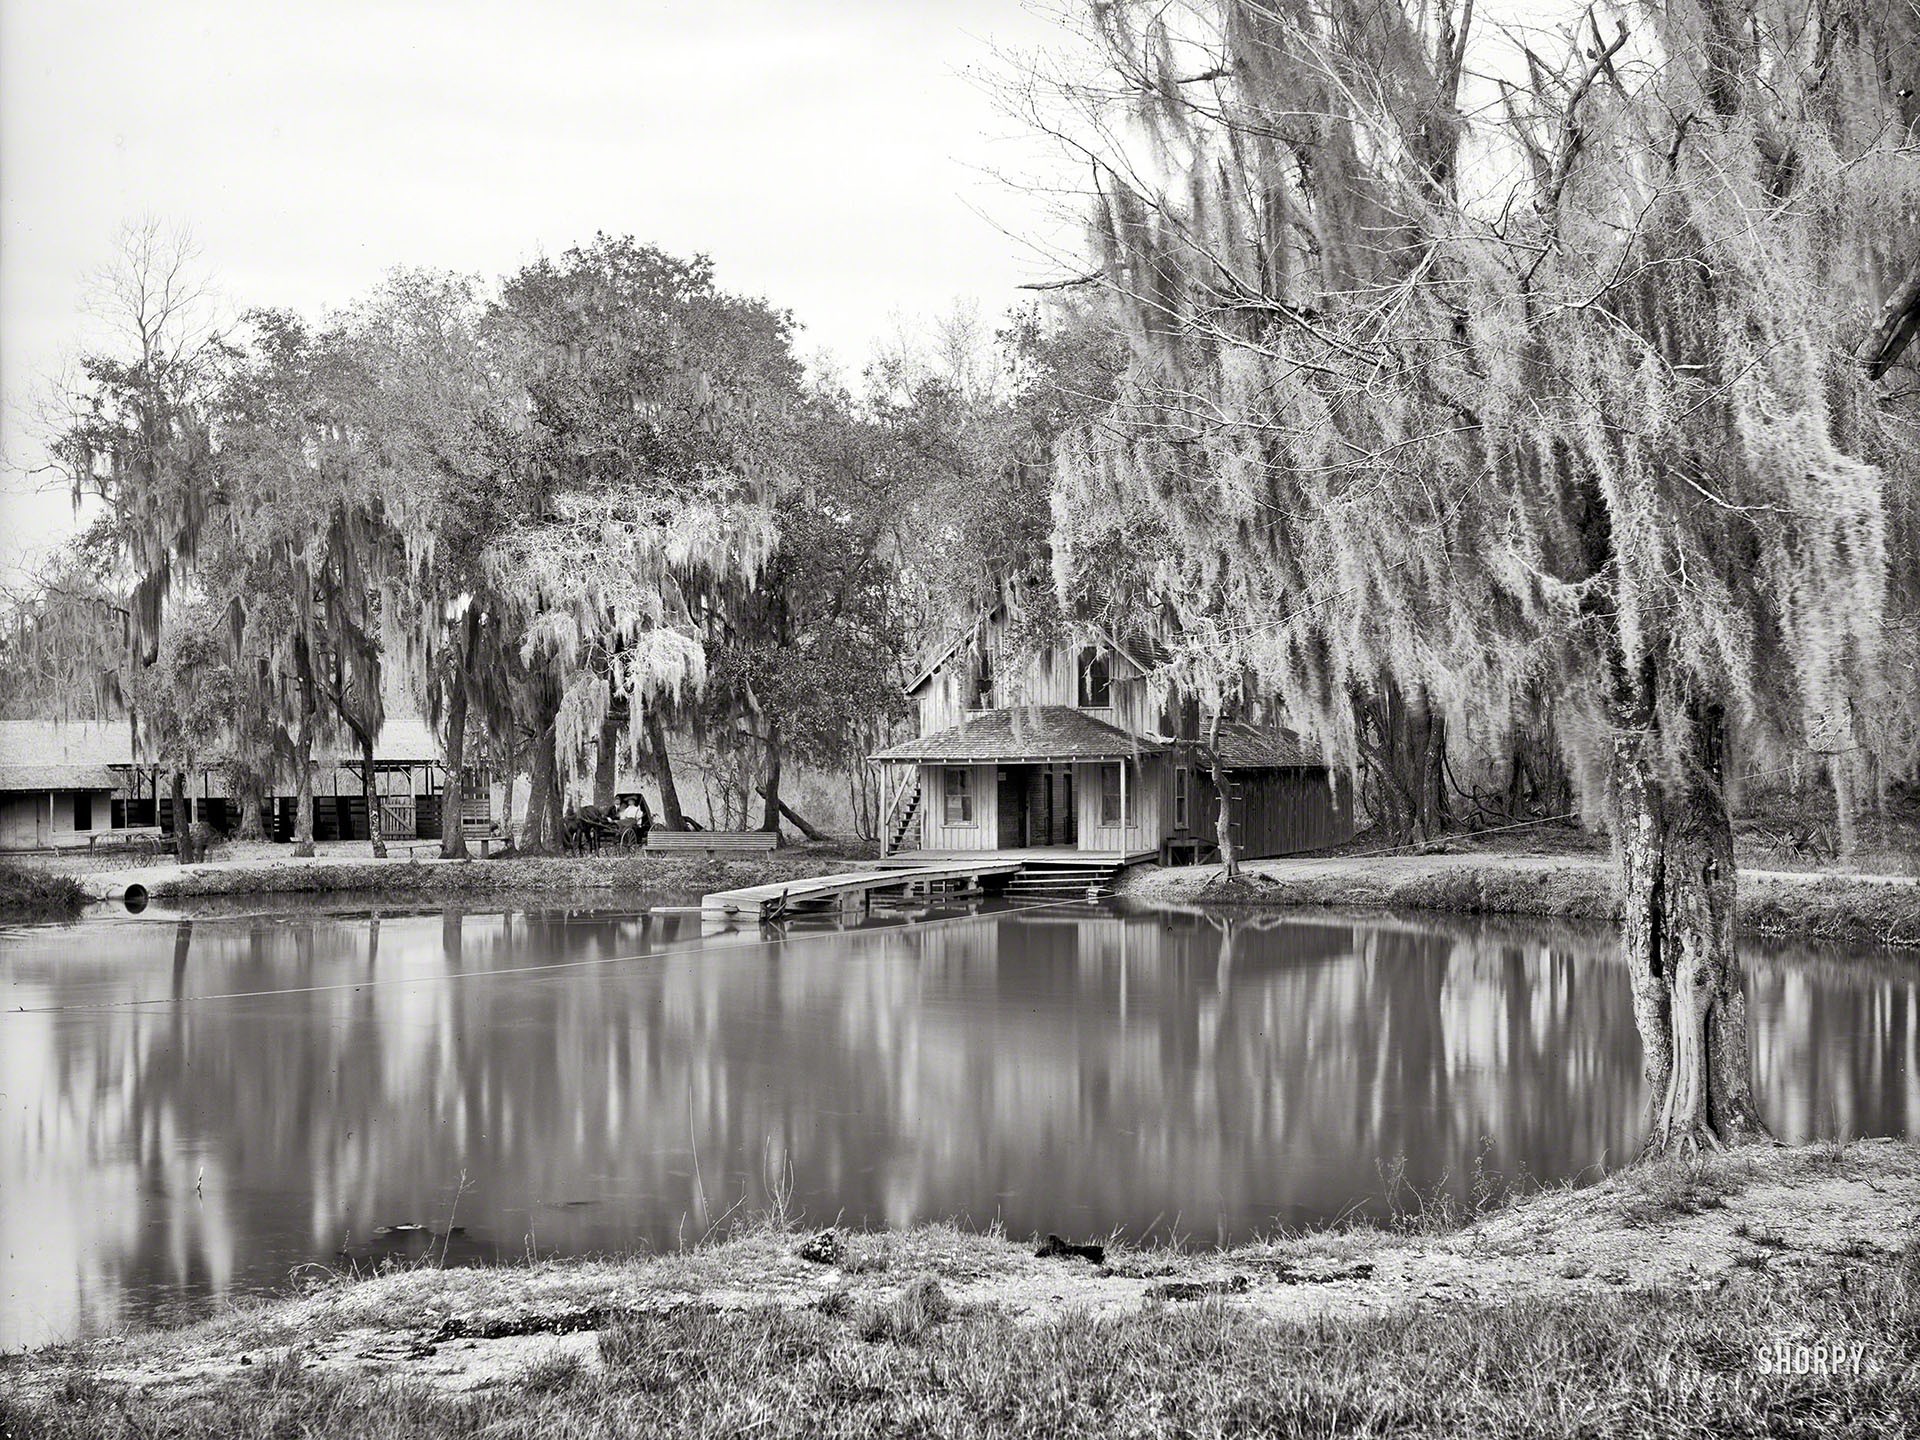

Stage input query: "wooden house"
[
  {"left": 0, "top": 722, "right": 131, "bottom": 851},
  {"left": 870, "top": 610, "right": 1352, "bottom": 872}
]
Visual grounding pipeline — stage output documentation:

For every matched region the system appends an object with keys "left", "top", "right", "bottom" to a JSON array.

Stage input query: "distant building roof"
[
  {"left": 319, "top": 712, "right": 442, "bottom": 765},
  {"left": 0, "top": 720, "right": 135, "bottom": 770},
  {"left": 0, "top": 713, "right": 441, "bottom": 776},
  {"left": 1204, "top": 721, "right": 1324, "bottom": 770},
  {"left": 872, "top": 706, "right": 1164, "bottom": 763},
  {"left": 0, "top": 764, "right": 123, "bottom": 793}
]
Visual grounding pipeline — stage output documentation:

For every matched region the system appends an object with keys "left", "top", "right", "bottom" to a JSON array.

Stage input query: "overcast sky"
[{"left": 0, "top": 0, "right": 1082, "bottom": 577}]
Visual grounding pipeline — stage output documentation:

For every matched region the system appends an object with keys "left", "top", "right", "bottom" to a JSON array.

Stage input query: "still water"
[{"left": 1, "top": 900, "right": 1914, "bottom": 1349}]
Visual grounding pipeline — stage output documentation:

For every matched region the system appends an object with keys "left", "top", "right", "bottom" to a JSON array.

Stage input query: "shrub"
[{"left": 0, "top": 862, "right": 88, "bottom": 922}]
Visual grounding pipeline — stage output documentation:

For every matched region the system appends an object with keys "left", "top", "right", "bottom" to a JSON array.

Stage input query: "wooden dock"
[{"left": 700, "top": 857, "right": 1023, "bottom": 923}]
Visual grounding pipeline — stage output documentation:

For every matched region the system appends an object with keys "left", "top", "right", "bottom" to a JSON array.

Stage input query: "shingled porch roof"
[{"left": 871, "top": 706, "right": 1163, "bottom": 764}]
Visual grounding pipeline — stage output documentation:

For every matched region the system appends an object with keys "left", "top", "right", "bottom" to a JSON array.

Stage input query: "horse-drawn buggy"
[{"left": 562, "top": 795, "right": 652, "bottom": 855}]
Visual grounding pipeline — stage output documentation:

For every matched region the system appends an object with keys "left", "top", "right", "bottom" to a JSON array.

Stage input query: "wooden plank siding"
[
  {"left": 919, "top": 763, "right": 998, "bottom": 851},
  {"left": 1073, "top": 755, "right": 1164, "bottom": 854},
  {"left": 1183, "top": 766, "right": 1352, "bottom": 858},
  {"left": 914, "top": 623, "right": 1165, "bottom": 738}
]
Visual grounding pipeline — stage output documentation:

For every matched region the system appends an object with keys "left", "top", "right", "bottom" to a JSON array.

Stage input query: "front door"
[
  {"left": 993, "top": 765, "right": 1077, "bottom": 849},
  {"left": 996, "top": 765, "right": 1033, "bottom": 848}
]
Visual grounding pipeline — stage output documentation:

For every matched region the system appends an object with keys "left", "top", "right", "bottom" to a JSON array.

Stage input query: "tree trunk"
[
  {"left": 521, "top": 684, "right": 564, "bottom": 854},
  {"left": 755, "top": 784, "right": 827, "bottom": 841},
  {"left": 1414, "top": 698, "right": 1449, "bottom": 840},
  {"left": 594, "top": 710, "right": 621, "bottom": 809},
  {"left": 168, "top": 769, "right": 190, "bottom": 858},
  {"left": 440, "top": 675, "right": 469, "bottom": 860},
  {"left": 1612, "top": 700, "right": 1769, "bottom": 1154},
  {"left": 644, "top": 709, "right": 685, "bottom": 829},
  {"left": 293, "top": 733, "right": 315, "bottom": 856},
  {"left": 292, "top": 669, "right": 316, "bottom": 858},
  {"left": 360, "top": 730, "right": 386, "bottom": 860},
  {"left": 760, "top": 721, "right": 782, "bottom": 836},
  {"left": 499, "top": 742, "right": 518, "bottom": 849},
  {"left": 1203, "top": 713, "right": 1238, "bottom": 879},
  {"left": 235, "top": 772, "right": 266, "bottom": 841}
]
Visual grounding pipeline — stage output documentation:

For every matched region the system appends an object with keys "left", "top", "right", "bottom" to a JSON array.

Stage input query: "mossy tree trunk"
[
  {"left": 1203, "top": 711, "right": 1238, "bottom": 879},
  {"left": 1613, "top": 695, "right": 1769, "bottom": 1154},
  {"left": 593, "top": 710, "right": 621, "bottom": 810},
  {"left": 520, "top": 680, "right": 564, "bottom": 854},
  {"left": 439, "top": 676, "right": 469, "bottom": 860},
  {"left": 359, "top": 729, "right": 386, "bottom": 860}
]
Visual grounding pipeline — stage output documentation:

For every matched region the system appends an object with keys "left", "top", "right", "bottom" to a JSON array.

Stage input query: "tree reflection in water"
[{"left": 0, "top": 904, "right": 1912, "bottom": 1348}]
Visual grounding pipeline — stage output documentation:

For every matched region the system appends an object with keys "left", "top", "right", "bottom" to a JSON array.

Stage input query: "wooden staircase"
[
  {"left": 1002, "top": 857, "right": 1125, "bottom": 900},
  {"left": 884, "top": 780, "right": 923, "bottom": 856}
]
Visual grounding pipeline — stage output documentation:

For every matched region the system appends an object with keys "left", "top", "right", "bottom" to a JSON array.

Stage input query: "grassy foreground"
[{"left": 5, "top": 1142, "right": 1915, "bottom": 1439}]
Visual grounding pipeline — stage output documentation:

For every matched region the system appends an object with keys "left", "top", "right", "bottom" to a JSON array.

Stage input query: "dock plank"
[{"left": 701, "top": 858, "right": 1022, "bottom": 920}]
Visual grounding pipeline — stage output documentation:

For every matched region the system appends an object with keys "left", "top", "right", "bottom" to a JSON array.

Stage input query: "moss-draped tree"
[{"left": 1038, "top": 0, "right": 1920, "bottom": 1151}]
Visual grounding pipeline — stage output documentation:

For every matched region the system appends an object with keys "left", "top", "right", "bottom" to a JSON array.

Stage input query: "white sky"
[{"left": 0, "top": 0, "right": 1084, "bottom": 577}]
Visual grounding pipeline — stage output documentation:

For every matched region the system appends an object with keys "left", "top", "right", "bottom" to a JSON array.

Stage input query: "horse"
[{"left": 563, "top": 804, "right": 620, "bottom": 856}]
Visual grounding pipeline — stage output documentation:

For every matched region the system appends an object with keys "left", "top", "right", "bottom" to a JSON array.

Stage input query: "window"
[
  {"left": 1099, "top": 763, "right": 1127, "bottom": 827},
  {"left": 1077, "top": 647, "right": 1111, "bottom": 707},
  {"left": 74, "top": 792, "right": 94, "bottom": 831},
  {"left": 1174, "top": 765, "right": 1189, "bottom": 830},
  {"left": 943, "top": 767, "right": 974, "bottom": 824}
]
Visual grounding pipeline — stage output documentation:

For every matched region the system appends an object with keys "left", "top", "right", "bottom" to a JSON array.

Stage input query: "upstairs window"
[
  {"left": 943, "top": 767, "right": 974, "bottom": 824},
  {"left": 1077, "top": 647, "right": 1111, "bottom": 708}
]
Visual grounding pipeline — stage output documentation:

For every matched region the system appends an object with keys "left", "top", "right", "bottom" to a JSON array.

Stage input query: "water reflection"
[{"left": 0, "top": 903, "right": 1913, "bottom": 1349}]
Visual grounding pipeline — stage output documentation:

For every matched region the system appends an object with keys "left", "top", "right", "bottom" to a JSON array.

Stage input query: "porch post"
[{"left": 1119, "top": 758, "right": 1128, "bottom": 842}]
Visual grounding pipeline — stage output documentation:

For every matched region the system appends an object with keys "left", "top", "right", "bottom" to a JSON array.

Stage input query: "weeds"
[
  {"left": 1614, "top": 1158, "right": 1750, "bottom": 1226},
  {"left": 0, "top": 863, "right": 88, "bottom": 923},
  {"left": 854, "top": 1276, "right": 953, "bottom": 1344}
]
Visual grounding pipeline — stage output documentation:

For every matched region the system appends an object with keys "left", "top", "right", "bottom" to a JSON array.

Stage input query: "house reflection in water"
[{"left": 1, "top": 904, "right": 1914, "bottom": 1348}]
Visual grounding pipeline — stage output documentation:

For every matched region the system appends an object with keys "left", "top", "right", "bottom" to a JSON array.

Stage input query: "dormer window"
[{"left": 1077, "top": 647, "right": 1111, "bottom": 708}]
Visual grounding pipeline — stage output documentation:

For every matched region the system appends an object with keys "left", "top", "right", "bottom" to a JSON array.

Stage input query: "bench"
[{"left": 645, "top": 829, "right": 780, "bottom": 855}]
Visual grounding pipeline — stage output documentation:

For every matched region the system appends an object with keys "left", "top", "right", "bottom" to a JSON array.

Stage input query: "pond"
[{"left": 1, "top": 899, "right": 1914, "bottom": 1350}]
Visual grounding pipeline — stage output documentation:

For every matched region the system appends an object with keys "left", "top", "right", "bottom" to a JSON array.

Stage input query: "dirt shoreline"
[
  {"left": 4, "top": 1140, "right": 1914, "bottom": 1427},
  {"left": 1118, "top": 853, "right": 1920, "bottom": 947},
  {"left": 8, "top": 844, "right": 1917, "bottom": 947}
]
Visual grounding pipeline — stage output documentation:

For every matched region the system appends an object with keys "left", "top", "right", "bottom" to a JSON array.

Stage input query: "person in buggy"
[{"left": 615, "top": 791, "right": 653, "bottom": 848}]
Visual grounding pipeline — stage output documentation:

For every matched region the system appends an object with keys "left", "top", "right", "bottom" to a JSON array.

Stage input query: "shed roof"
[
  {"left": 0, "top": 764, "right": 123, "bottom": 793},
  {"left": 1204, "top": 721, "right": 1325, "bottom": 770},
  {"left": 872, "top": 706, "right": 1163, "bottom": 763}
]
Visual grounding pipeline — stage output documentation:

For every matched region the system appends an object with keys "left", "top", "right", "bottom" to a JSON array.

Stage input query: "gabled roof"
[
  {"left": 906, "top": 606, "right": 1157, "bottom": 696},
  {"left": 0, "top": 764, "right": 122, "bottom": 793},
  {"left": 871, "top": 706, "right": 1164, "bottom": 763}
]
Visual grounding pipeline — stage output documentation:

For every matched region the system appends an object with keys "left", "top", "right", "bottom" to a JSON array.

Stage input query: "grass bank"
[
  {"left": 1122, "top": 855, "right": 1920, "bottom": 948},
  {"left": 0, "top": 862, "right": 88, "bottom": 923},
  {"left": 4, "top": 1141, "right": 1915, "bottom": 1438}
]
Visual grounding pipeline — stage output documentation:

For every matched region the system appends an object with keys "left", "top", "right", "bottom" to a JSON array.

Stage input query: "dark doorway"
[{"left": 994, "top": 764, "right": 1076, "bottom": 848}]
